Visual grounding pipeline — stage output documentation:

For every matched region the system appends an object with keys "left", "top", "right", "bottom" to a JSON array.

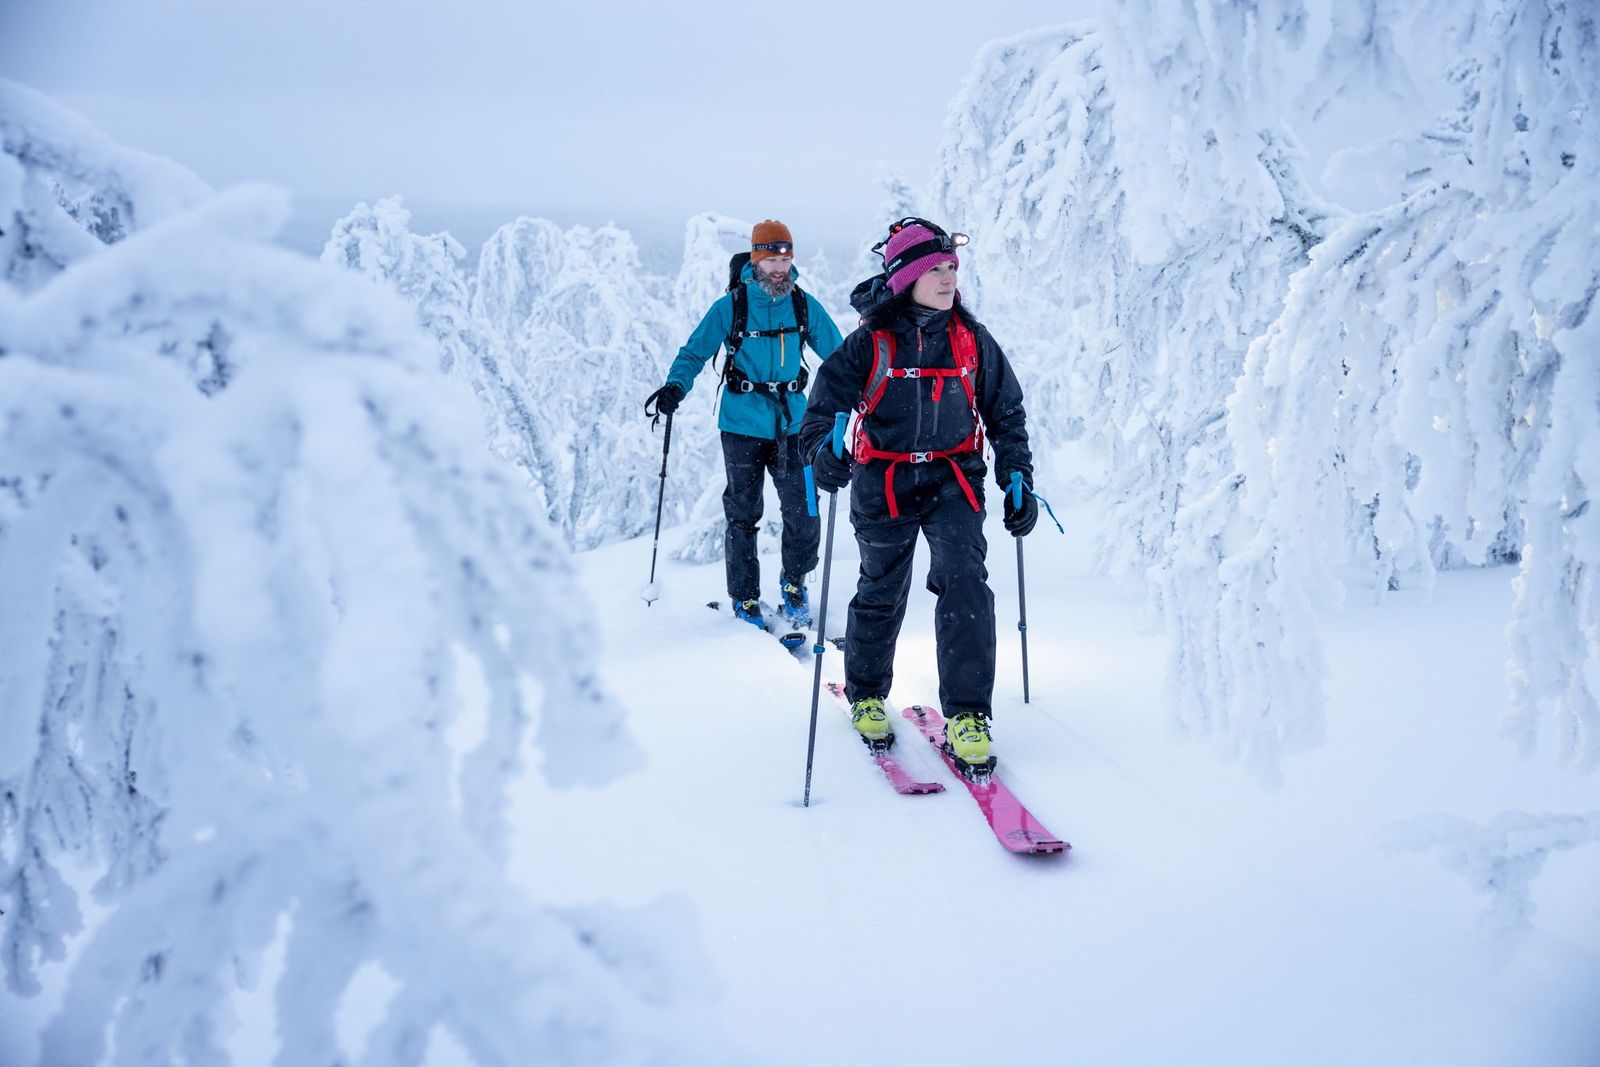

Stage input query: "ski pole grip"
[
  {"left": 807, "top": 413, "right": 851, "bottom": 517},
  {"left": 1009, "top": 470, "right": 1024, "bottom": 509}
]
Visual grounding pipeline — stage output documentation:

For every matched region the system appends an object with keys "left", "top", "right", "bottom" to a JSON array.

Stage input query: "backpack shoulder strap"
[
  {"left": 726, "top": 283, "right": 748, "bottom": 357},
  {"left": 859, "top": 330, "right": 896, "bottom": 415},
  {"left": 949, "top": 317, "right": 980, "bottom": 407},
  {"left": 791, "top": 287, "right": 810, "bottom": 350},
  {"left": 950, "top": 317, "right": 979, "bottom": 370}
]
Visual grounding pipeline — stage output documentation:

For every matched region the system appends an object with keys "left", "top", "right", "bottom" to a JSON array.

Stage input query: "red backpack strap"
[
  {"left": 949, "top": 317, "right": 979, "bottom": 403},
  {"left": 859, "top": 330, "right": 895, "bottom": 415},
  {"left": 951, "top": 317, "right": 982, "bottom": 454}
]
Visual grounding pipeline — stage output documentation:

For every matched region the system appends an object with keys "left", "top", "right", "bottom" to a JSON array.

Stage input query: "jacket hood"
[{"left": 849, "top": 274, "right": 899, "bottom": 323}]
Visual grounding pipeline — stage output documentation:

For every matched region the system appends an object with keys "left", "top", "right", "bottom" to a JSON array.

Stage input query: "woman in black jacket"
[{"left": 799, "top": 218, "right": 1037, "bottom": 775}]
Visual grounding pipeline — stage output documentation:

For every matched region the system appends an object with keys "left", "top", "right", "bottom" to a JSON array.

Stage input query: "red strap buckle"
[{"left": 909, "top": 451, "right": 933, "bottom": 464}]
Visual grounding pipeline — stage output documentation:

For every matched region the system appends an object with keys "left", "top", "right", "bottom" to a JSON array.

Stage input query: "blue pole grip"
[
  {"left": 1009, "top": 470, "right": 1024, "bottom": 510},
  {"left": 806, "top": 413, "right": 850, "bottom": 516}
]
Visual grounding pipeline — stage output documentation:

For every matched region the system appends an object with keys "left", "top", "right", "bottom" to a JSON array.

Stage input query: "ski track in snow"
[{"left": 509, "top": 496, "right": 1600, "bottom": 1067}]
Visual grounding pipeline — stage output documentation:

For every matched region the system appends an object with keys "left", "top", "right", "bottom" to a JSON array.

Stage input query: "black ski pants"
[
  {"left": 722, "top": 431, "right": 820, "bottom": 602},
  {"left": 844, "top": 459, "right": 996, "bottom": 719}
]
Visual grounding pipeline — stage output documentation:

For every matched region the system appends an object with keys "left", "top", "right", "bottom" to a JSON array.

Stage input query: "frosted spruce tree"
[
  {"left": 323, "top": 196, "right": 550, "bottom": 512},
  {"left": 1221, "top": 0, "right": 1600, "bottom": 774},
  {"left": 0, "top": 85, "right": 715, "bottom": 1066},
  {"left": 474, "top": 217, "right": 700, "bottom": 551},
  {"left": 524, "top": 224, "right": 684, "bottom": 549}
]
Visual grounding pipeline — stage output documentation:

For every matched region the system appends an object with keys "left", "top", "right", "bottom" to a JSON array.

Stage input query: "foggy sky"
[{"left": 3, "top": 0, "right": 1081, "bottom": 254}]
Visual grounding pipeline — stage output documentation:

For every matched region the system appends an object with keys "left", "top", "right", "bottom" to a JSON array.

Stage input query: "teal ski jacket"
[{"left": 666, "top": 263, "right": 844, "bottom": 441}]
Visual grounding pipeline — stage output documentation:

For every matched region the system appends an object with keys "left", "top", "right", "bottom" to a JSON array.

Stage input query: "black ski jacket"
[{"left": 799, "top": 285, "right": 1032, "bottom": 499}]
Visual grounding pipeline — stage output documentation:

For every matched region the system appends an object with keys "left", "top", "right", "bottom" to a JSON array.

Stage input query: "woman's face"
[{"left": 910, "top": 261, "right": 957, "bottom": 310}]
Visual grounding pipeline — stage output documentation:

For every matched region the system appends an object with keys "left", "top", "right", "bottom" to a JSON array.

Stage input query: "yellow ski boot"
[
  {"left": 945, "top": 712, "right": 993, "bottom": 767},
  {"left": 850, "top": 697, "right": 892, "bottom": 746}
]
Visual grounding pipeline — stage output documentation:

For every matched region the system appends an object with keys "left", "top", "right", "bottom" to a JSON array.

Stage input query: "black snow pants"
[
  {"left": 722, "top": 431, "right": 820, "bottom": 602},
  {"left": 844, "top": 457, "right": 996, "bottom": 719}
]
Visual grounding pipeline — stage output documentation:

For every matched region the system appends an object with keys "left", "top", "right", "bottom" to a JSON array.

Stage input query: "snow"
[{"left": 524, "top": 495, "right": 1600, "bottom": 1066}]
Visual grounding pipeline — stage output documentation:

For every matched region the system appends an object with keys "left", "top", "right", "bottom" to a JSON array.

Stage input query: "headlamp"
[
  {"left": 752, "top": 241, "right": 794, "bottom": 256},
  {"left": 872, "top": 217, "right": 970, "bottom": 275}
]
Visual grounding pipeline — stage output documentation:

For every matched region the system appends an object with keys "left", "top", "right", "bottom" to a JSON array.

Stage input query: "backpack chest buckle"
[{"left": 909, "top": 451, "right": 934, "bottom": 464}]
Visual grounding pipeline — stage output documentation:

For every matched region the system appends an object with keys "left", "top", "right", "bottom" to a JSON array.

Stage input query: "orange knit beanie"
[{"left": 750, "top": 219, "right": 794, "bottom": 264}]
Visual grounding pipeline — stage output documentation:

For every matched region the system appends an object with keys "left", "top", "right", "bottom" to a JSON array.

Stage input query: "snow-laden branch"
[
  {"left": 1381, "top": 810, "right": 1600, "bottom": 962},
  {"left": 1, "top": 85, "right": 714, "bottom": 1065},
  {"left": 323, "top": 196, "right": 551, "bottom": 517}
]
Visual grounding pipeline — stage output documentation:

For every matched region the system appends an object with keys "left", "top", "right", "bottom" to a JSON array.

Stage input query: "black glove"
[
  {"left": 811, "top": 443, "right": 853, "bottom": 492},
  {"left": 1003, "top": 483, "right": 1039, "bottom": 537},
  {"left": 645, "top": 383, "right": 684, "bottom": 418}
]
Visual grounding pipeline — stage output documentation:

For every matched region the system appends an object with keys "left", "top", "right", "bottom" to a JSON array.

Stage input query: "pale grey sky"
[{"left": 4, "top": 0, "right": 1083, "bottom": 259}]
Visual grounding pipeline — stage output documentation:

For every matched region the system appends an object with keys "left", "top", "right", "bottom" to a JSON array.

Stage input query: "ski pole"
[
  {"left": 803, "top": 412, "right": 849, "bottom": 807},
  {"left": 642, "top": 409, "right": 673, "bottom": 605},
  {"left": 1010, "top": 471, "right": 1031, "bottom": 704}
]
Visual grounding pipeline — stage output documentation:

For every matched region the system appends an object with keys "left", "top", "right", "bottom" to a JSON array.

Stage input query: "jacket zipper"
[{"left": 913, "top": 326, "right": 923, "bottom": 447}]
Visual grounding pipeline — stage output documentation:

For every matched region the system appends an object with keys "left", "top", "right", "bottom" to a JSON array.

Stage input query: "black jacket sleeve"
[
  {"left": 972, "top": 323, "right": 1033, "bottom": 489},
  {"left": 799, "top": 326, "right": 872, "bottom": 462}
]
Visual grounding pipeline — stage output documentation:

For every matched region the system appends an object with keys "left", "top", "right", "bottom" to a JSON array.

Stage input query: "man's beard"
[{"left": 756, "top": 264, "right": 795, "bottom": 298}]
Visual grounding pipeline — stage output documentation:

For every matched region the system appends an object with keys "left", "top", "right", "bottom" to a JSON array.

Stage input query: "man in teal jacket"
[{"left": 646, "top": 219, "right": 844, "bottom": 629}]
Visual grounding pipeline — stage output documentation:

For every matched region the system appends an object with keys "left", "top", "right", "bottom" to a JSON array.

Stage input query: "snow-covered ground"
[{"left": 515, "top": 488, "right": 1600, "bottom": 1066}]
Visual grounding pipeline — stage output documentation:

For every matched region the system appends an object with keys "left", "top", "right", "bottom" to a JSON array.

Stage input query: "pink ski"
[
  {"left": 826, "top": 684, "right": 944, "bottom": 796},
  {"left": 902, "top": 705, "right": 1069, "bottom": 855}
]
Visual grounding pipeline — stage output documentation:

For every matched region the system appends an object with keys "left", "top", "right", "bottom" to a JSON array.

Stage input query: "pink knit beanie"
[{"left": 883, "top": 222, "right": 959, "bottom": 295}]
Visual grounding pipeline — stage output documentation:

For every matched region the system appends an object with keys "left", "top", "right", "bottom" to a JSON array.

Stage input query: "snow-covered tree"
[
  {"left": 472, "top": 217, "right": 700, "bottom": 550},
  {"left": 1213, "top": 0, "right": 1600, "bottom": 776},
  {"left": 670, "top": 210, "right": 750, "bottom": 329},
  {"left": 323, "top": 196, "right": 549, "bottom": 512},
  {"left": 0, "top": 78, "right": 208, "bottom": 292},
  {"left": 523, "top": 224, "right": 684, "bottom": 549},
  {"left": 0, "top": 86, "right": 714, "bottom": 1065},
  {"left": 472, "top": 216, "right": 568, "bottom": 355}
]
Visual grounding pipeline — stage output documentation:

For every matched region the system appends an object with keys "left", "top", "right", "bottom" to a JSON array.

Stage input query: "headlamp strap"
[{"left": 883, "top": 237, "right": 952, "bottom": 276}]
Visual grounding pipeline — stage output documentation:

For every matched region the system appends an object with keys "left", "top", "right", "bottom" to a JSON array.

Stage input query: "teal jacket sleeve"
[
  {"left": 665, "top": 295, "right": 733, "bottom": 397},
  {"left": 806, "top": 292, "right": 846, "bottom": 360}
]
